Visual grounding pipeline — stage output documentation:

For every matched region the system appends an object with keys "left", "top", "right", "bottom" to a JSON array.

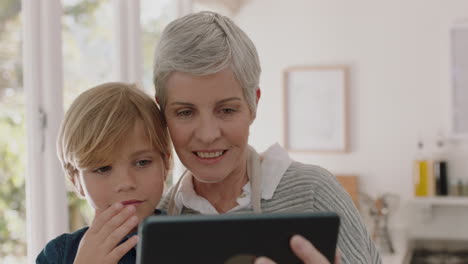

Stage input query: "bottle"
[
  {"left": 464, "top": 180, "right": 468, "bottom": 196},
  {"left": 414, "top": 140, "right": 432, "bottom": 197},
  {"left": 433, "top": 135, "right": 449, "bottom": 196},
  {"left": 457, "top": 179, "right": 464, "bottom": 196},
  {"left": 450, "top": 179, "right": 459, "bottom": 196}
]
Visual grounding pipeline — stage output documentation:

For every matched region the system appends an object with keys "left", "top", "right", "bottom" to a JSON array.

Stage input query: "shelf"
[
  {"left": 410, "top": 197, "right": 468, "bottom": 222},
  {"left": 411, "top": 197, "right": 468, "bottom": 207}
]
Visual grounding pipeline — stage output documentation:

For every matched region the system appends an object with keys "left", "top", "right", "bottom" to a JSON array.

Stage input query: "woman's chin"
[{"left": 192, "top": 174, "right": 226, "bottom": 184}]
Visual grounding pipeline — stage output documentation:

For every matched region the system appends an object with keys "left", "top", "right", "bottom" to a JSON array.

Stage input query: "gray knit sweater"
[{"left": 158, "top": 161, "right": 382, "bottom": 264}]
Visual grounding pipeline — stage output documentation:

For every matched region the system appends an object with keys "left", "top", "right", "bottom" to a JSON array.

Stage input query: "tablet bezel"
[{"left": 137, "top": 212, "right": 340, "bottom": 264}]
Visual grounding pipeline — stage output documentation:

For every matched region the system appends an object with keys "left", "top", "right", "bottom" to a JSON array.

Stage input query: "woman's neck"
[{"left": 193, "top": 166, "right": 249, "bottom": 214}]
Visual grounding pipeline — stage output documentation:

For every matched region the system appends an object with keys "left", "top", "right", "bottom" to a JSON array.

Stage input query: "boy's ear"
[
  {"left": 155, "top": 96, "right": 160, "bottom": 105},
  {"left": 70, "top": 173, "right": 85, "bottom": 197}
]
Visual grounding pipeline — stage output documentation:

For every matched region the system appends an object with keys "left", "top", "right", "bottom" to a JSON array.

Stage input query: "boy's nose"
[{"left": 115, "top": 170, "right": 137, "bottom": 192}]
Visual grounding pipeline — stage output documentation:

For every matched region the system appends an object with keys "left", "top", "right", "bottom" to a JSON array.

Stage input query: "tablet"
[{"left": 137, "top": 212, "right": 340, "bottom": 264}]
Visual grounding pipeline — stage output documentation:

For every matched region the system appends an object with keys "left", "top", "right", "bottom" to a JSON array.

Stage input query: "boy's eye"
[
  {"left": 93, "top": 166, "right": 111, "bottom": 173},
  {"left": 136, "top": 159, "right": 152, "bottom": 167}
]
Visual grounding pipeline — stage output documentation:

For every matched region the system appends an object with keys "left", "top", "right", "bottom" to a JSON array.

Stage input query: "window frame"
[
  {"left": 22, "top": 0, "right": 68, "bottom": 262},
  {"left": 22, "top": 0, "right": 158, "bottom": 261}
]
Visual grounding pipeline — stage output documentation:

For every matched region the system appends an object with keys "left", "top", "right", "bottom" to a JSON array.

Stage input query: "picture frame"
[
  {"left": 449, "top": 22, "right": 468, "bottom": 138},
  {"left": 283, "top": 65, "right": 349, "bottom": 153}
]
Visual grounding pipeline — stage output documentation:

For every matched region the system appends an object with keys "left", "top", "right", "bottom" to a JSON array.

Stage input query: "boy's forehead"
[
  {"left": 81, "top": 145, "right": 159, "bottom": 169},
  {"left": 104, "top": 138, "right": 157, "bottom": 158},
  {"left": 77, "top": 119, "right": 162, "bottom": 168}
]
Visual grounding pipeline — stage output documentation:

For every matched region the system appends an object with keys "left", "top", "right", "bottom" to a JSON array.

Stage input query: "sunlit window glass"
[
  {"left": 141, "top": 0, "right": 177, "bottom": 94},
  {"left": 62, "top": 0, "right": 114, "bottom": 231},
  {"left": 141, "top": 0, "right": 182, "bottom": 185},
  {"left": 0, "top": 1, "right": 26, "bottom": 263},
  {"left": 62, "top": 0, "right": 114, "bottom": 108}
]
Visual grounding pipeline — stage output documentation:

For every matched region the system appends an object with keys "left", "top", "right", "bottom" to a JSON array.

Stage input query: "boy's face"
[{"left": 75, "top": 120, "right": 166, "bottom": 224}]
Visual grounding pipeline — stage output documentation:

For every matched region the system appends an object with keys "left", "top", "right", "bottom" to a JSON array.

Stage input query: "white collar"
[
  {"left": 260, "top": 143, "right": 293, "bottom": 199},
  {"left": 173, "top": 143, "right": 292, "bottom": 214}
]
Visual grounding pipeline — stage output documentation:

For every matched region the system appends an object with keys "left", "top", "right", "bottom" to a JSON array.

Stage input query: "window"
[
  {"left": 21, "top": 0, "right": 181, "bottom": 261},
  {"left": 0, "top": 1, "right": 26, "bottom": 263},
  {"left": 62, "top": 0, "right": 115, "bottom": 108},
  {"left": 61, "top": 0, "right": 115, "bottom": 231},
  {"left": 141, "top": 0, "right": 177, "bottom": 93},
  {"left": 141, "top": 0, "right": 184, "bottom": 185}
]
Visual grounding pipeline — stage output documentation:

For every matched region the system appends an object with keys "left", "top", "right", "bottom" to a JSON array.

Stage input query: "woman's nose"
[{"left": 194, "top": 114, "right": 221, "bottom": 145}]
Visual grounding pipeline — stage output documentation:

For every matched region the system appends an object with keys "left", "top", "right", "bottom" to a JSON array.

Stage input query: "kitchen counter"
[{"left": 380, "top": 229, "right": 410, "bottom": 264}]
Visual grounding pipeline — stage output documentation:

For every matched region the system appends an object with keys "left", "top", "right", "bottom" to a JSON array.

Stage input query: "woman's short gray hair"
[{"left": 153, "top": 11, "right": 261, "bottom": 115}]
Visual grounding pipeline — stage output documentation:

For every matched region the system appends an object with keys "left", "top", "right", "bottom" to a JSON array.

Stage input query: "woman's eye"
[
  {"left": 93, "top": 166, "right": 111, "bottom": 173},
  {"left": 176, "top": 109, "right": 193, "bottom": 117},
  {"left": 136, "top": 159, "right": 152, "bottom": 167},
  {"left": 221, "top": 108, "right": 236, "bottom": 115}
]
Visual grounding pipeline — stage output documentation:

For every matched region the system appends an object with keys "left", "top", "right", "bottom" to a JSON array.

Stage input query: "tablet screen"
[{"left": 137, "top": 212, "right": 340, "bottom": 264}]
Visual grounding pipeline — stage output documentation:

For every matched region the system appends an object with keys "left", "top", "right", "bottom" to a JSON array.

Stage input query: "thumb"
[
  {"left": 290, "top": 235, "right": 330, "bottom": 264},
  {"left": 334, "top": 248, "right": 341, "bottom": 264},
  {"left": 92, "top": 207, "right": 104, "bottom": 224}
]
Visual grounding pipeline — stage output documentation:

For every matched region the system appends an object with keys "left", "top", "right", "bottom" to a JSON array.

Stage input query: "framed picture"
[
  {"left": 450, "top": 22, "right": 468, "bottom": 138},
  {"left": 283, "top": 65, "right": 349, "bottom": 152}
]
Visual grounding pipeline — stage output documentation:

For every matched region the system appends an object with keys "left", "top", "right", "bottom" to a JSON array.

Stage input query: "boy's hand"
[{"left": 73, "top": 203, "right": 139, "bottom": 264}]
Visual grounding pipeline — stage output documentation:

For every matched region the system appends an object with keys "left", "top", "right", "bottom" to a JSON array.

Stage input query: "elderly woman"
[{"left": 154, "top": 11, "right": 381, "bottom": 264}]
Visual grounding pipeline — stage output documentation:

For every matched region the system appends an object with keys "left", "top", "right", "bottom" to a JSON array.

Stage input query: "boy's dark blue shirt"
[{"left": 36, "top": 209, "right": 165, "bottom": 264}]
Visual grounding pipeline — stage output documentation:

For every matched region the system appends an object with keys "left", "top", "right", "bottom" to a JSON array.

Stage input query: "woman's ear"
[
  {"left": 250, "top": 88, "right": 261, "bottom": 123},
  {"left": 166, "top": 152, "right": 171, "bottom": 173},
  {"left": 162, "top": 152, "right": 171, "bottom": 181},
  {"left": 255, "top": 88, "right": 261, "bottom": 104},
  {"left": 155, "top": 96, "right": 160, "bottom": 105}
]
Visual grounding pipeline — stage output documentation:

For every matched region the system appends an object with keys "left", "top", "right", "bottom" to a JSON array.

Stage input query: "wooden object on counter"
[{"left": 336, "top": 175, "right": 359, "bottom": 209}]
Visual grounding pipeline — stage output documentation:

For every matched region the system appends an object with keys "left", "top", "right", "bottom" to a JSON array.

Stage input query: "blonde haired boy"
[{"left": 36, "top": 82, "right": 171, "bottom": 264}]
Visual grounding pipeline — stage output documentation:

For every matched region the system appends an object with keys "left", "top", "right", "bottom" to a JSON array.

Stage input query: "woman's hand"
[
  {"left": 73, "top": 203, "right": 139, "bottom": 264},
  {"left": 254, "top": 235, "right": 341, "bottom": 264}
]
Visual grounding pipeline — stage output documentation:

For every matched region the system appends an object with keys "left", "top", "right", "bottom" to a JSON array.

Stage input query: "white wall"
[{"left": 236, "top": 0, "right": 468, "bottom": 232}]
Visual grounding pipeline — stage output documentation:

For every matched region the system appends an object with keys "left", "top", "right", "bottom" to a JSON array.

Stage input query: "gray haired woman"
[{"left": 154, "top": 11, "right": 381, "bottom": 264}]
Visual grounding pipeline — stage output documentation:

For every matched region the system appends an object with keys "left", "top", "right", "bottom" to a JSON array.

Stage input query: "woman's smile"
[{"left": 193, "top": 149, "right": 228, "bottom": 165}]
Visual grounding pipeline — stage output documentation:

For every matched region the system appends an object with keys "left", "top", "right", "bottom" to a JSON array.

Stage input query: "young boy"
[{"left": 36, "top": 82, "right": 172, "bottom": 264}]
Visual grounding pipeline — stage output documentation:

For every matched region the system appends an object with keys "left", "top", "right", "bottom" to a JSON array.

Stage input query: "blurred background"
[{"left": 1, "top": 0, "right": 468, "bottom": 263}]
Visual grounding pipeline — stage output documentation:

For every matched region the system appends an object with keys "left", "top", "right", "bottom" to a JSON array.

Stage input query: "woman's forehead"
[{"left": 165, "top": 70, "right": 244, "bottom": 103}]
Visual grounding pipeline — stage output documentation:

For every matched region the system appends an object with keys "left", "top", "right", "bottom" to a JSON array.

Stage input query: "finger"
[
  {"left": 290, "top": 235, "right": 329, "bottom": 264},
  {"left": 94, "top": 207, "right": 104, "bottom": 218},
  {"left": 103, "top": 214, "right": 139, "bottom": 249},
  {"left": 334, "top": 248, "right": 341, "bottom": 264},
  {"left": 90, "top": 203, "right": 124, "bottom": 232},
  {"left": 99, "top": 205, "right": 137, "bottom": 240},
  {"left": 254, "top": 256, "right": 276, "bottom": 264},
  {"left": 108, "top": 235, "right": 139, "bottom": 263}
]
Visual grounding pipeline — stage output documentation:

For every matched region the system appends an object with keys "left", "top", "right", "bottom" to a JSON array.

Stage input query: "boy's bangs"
[
  {"left": 75, "top": 111, "right": 137, "bottom": 170},
  {"left": 79, "top": 141, "right": 122, "bottom": 170}
]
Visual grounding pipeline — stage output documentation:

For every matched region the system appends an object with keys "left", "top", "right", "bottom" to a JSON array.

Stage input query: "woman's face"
[{"left": 164, "top": 69, "right": 258, "bottom": 184}]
